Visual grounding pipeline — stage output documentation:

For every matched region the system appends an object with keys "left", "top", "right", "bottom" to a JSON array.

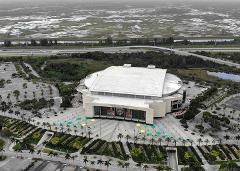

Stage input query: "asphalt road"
[
  {"left": 178, "top": 48, "right": 240, "bottom": 53},
  {"left": 0, "top": 46, "right": 240, "bottom": 68}
]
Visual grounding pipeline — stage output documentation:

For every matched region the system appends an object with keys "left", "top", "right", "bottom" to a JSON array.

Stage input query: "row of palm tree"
[
  {"left": 117, "top": 160, "right": 152, "bottom": 171},
  {"left": 37, "top": 121, "right": 94, "bottom": 138},
  {"left": 117, "top": 132, "right": 240, "bottom": 146},
  {"left": 118, "top": 133, "right": 195, "bottom": 146},
  {"left": 83, "top": 156, "right": 112, "bottom": 170}
]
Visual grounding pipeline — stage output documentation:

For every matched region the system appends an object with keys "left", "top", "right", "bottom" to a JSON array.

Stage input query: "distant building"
[{"left": 77, "top": 64, "right": 185, "bottom": 124}]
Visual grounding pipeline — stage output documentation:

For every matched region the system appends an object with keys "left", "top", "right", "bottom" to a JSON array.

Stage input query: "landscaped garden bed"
[
  {"left": 25, "top": 128, "right": 46, "bottom": 145},
  {"left": 127, "top": 142, "right": 167, "bottom": 164},
  {"left": 81, "top": 139, "right": 128, "bottom": 160},
  {"left": 1, "top": 117, "right": 36, "bottom": 138},
  {"left": 46, "top": 132, "right": 91, "bottom": 153},
  {"left": 176, "top": 146, "right": 203, "bottom": 165},
  {"left": 197, "top": 144, "right": 240, "bottom": 164}
]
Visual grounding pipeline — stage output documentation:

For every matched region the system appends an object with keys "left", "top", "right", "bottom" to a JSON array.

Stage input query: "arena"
[{"left": 77, "top": 64, "right": 186, "bottom": 124}]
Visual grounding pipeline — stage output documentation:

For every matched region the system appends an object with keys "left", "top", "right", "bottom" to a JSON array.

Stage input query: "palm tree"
[
  {"left": 7, "top": 93, "right": 11, "bottom": 103},
  {"left": 143, "top": 164, "right": 149, "bottom": 171},
  {"left": 197, "top": 138, "right": 203, "bottom": 146},
  {"left": 83, "top": 156, "right": 88, "bottom": 166},
  {"left": 105, "top": 159, "right": 111, "bottom": 170},
  {"left": 165, "top": 137, "right": 171, "bottom": 146},
  {"left": 13, "top": 90, "right": 20, "bottom": 101},
  {"left": 124, "top": 162, "right": 130, "bottom": 171},
  {"left": 66, "top": 127, "right": 71, "bottom": 134},
  {"left": 37, "top": 150, "right": 41, "bottom": 155},
  {"left": 65, "top": 153, "right": 71, "bottom": 160},
  {"left": 182, "top": 139, "right": 187, "bottom": 146},
  {"left": 90, "top": 161, "right": 95, "bottom": 165},
  {"left": 0, "top": 147, "right": 5, "bottom": 157},
  {"left": 134, "top": 135, "right": 139, "bottom": 144},
  {"left": 235, "top": 135, "right": 240, "bottom": 145},
  {"left": 224, "top": 134, "right": 230, "bottom": 141},
  {"left": 218, "top": 138, "right": 222, "bottom": 144},
  {"left": 188, "top": 139, "right": 193, "bottom": 146},
  {"left": 33, "top": 92, "right": 36, "bottom": 99},
  {"left": 27, "top": 117, "right": 32, "bottom": 123},
  {"left": 125, "top": 134, "right": 131, "bottom": 143},
  {"left": 97, "top": 159, "right": 103, "bottom": 166},
  {"left": 53, "top": 152, "right": 58, "bottom": 158},
  {"left": 42, "top": 141, "right": 48, "bottom": 145},
  {"left": 10, "top": 137, "right": 16, "bottom": 143},
  {"left": 136, "top": 162, "right": 142, "bottom": 171},
  {"left": 173, "top": 139, "right": 177, "bottom": 146},
  {"left": 60, "top": 127, "right": 64, "bottom": 133},
  {"left": 29, "top": 148, "right": 35, "bottom": 155},
  {"left": 48, "top": 151, "right": 54, "bottom": 157},
  {"left": 142, "top": 136, "right": 146, "bottom": 144},
  {"left": 117, "top": 133, "right": 123, "bottom": 142},
  {"left": 87, "top": 130, "right": 92, "bottom": 138},
  {"left": 151, "top": 137, "right": 155, "bottom": 145},
  {"left": 157, "top": 138, "right": 162, "bottom": 146},
  {"left": 204, "top": 139, "right": 209, "bottom": 145},
  {"left": 42, "top": 122, "right": 46, "bottom": 128},
  {"left": 41, "top": 89, "right": 44, "bottom": 97}
]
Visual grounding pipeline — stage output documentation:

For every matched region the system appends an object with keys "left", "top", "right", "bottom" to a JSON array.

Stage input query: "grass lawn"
[{"left": 176, "top": 68, "right": 217, "bottom": 82}]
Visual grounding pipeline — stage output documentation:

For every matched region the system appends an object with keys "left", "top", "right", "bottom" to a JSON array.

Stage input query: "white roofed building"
[{"left": 77, "top": 64, "right": 185, "bottom": 124}]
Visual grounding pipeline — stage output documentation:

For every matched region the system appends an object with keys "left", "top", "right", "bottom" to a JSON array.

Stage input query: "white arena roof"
[{"left": 84, "top": 66, "right": 182, "bottom": 97}]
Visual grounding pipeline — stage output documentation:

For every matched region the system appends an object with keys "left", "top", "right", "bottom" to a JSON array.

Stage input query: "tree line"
[{"left": 2, "top": 37, "right": 174, "bottom": 47}]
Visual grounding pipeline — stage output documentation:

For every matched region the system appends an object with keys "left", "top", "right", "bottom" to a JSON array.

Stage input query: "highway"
[
  {"left": 0, "top": 47, "right": 146, "bottom": 57},
  {"left": 0, "top": 46, "right": 240, "bottom": 68}
]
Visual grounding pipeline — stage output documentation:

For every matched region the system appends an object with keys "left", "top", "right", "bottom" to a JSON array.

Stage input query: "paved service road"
[
  {"left": 0, "top": 46, "right": 240, "bottom": 68},
  {"left": 167, "top": 150, "right": 178, "bottom": 171}
]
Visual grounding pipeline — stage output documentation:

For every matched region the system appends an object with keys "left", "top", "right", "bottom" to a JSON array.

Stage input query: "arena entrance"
[{"left": 94, "top": 106, "right": 146, "bottom": 122}]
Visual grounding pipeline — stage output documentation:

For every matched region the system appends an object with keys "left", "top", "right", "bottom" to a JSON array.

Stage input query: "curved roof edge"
[{"left": 82, "top": 66, "right": 182, "bottom": 97}]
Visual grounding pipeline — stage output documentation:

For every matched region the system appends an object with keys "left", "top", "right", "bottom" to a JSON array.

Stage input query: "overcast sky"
[
  {"left": 0, "top": 0, "right": 240, "bottom": 2},
  {"left": 0, "top": 0, "right": 240, "bottom": 8}
]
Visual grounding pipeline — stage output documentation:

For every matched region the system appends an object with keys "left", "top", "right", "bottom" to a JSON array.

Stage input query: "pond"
[{"left": 207, "top": 71, "right": 240, "bottom": 82}]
